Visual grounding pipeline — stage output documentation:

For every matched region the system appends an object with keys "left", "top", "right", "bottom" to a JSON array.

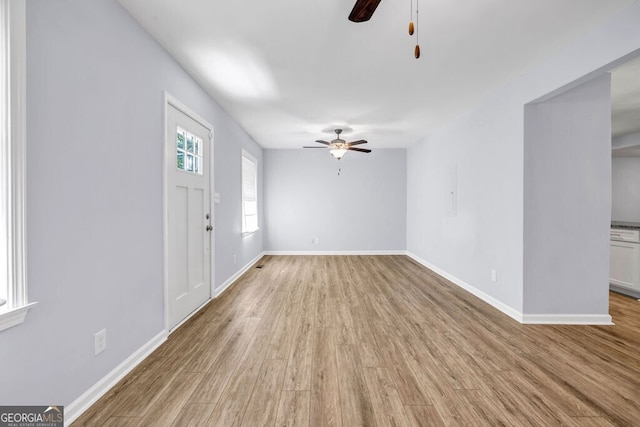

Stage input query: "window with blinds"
[{"left": 241, "top": 150, "right": 258, "bottom": 234}]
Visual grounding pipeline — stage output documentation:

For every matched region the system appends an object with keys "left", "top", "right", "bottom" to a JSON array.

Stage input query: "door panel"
[
  {"left": 190, "top": 187, "right": 205, "bottom": 290},
  {"left": 174, "top": 185, "right": 189, "bottom": 299}
]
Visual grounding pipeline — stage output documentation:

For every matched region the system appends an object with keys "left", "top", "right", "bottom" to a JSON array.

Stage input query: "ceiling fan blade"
[
  {"left": 346, "top": 140, "right": 368, "bottom": 146},
  {"left": 303, "top": 146, "right": 327, "bottom": 148},
  {"left": 348, "top": 0, "right": 382, "bottom": 22},
  {"left": 348, "top": 147, "right": 372, "bottom": 153},
  {"left": 315, "top": 140, "right": 331, "bottom": 145}
]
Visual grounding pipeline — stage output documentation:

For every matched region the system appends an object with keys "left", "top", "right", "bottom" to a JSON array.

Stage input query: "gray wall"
[
  {"left": 523, "top": 74, "right": 612, "bottom": 315},
  {"left": 264, "top": 149, "right": 406, "bottom": 252},
  {"left": 407, "top": 2, "right": 640, "bottom": 316},
  {"left": 407, "top": 101, "right": 525, "bottom": 311},
  {"left": 612, "top": 157, "right": 640, "bottom": 222},
  {"left": 0, "top": 0, "right": 263, "bottom": 406}
]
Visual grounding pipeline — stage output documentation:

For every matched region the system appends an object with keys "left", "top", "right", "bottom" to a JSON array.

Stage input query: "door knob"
[{"left": 206, "top": 225, "right": 213, "bottom": 231}]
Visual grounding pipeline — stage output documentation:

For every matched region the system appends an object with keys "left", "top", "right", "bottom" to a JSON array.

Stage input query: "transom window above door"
[{"left": 176, "top": 126, "right": 203, "bottom": 175}]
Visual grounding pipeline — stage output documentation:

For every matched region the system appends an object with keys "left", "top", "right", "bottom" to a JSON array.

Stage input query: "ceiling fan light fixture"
[
  {"left": 330, "top": 147, "right": 348, "bottom": 160},
  {"left": 304, "top": 129, "right": 370, "bottom": 160}
]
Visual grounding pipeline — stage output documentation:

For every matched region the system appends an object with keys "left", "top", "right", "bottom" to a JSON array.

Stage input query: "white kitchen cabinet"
[{"left": 610, "top": 240, "right": 640, "bottom": 292}]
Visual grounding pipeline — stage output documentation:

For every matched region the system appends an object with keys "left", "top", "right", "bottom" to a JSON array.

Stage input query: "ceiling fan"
[
  {"left": 348, "top": 0, "right": 382, "bottom": 22},
  {"left": 348, "top": 0, "right": 421, "bottom": 59},
  {"left": 303, "top": 129, "right": 371, "bottom": 160}
]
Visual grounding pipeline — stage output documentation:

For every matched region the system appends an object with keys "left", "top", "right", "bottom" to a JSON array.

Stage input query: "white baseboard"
[
  {"left": 264, "top": 250, "right": 406, "bottom": 256},
  {"left": 405, "top": 252, "right": 613, "bottom": 325},
  {"left": 610, "top": 284, "right": 640, "bottom": 299},
  {"left": 64, "top": 330, "right": 167, "bottom": 426},
  {"left": 214, "top": 252, "right": 266, "bottom": 298},
  {"left": 521, "top": 314, "right": 613, "bottom": 325},
  {"left": 65, "top": 253, "right": 268, "bottom": 425},
  {"left": 405, "top": 252, "right": 524, "bottom": 323}
]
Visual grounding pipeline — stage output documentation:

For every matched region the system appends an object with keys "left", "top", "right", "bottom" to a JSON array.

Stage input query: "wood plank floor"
[{"left": 72, "top": 255, "right": 640, "bottom": 426}]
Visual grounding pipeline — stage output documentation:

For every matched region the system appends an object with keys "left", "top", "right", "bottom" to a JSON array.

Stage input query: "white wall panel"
[
  {"left": 612, "top": 157, "right": 640, "bottom": 222},
  {"left": 524, "top": 74, "right": 611, "bottom": 315},
  {"left": 264, "top": 149, "right": 406, "bottom": 252}
]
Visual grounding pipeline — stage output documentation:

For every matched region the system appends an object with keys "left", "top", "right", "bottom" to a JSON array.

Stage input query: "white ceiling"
[{"left": 118, "top": 0, "right": 635, "bottom": 149}]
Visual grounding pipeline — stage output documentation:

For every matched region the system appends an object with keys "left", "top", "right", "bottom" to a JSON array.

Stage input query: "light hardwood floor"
[{"left": 72, "top": 255, "right": 640, "bottom": 426}]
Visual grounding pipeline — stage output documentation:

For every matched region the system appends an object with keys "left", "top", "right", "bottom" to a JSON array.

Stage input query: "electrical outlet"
[
  {"left": 491, "top": 269, "right": 498, "bottom": 282},
  {"left": 314, "top": 237, "right": 320, "bottom": 245},
  {"left": 94, "top": 329, "right": 107, "bottom": 355},
  {"left": 233, "top": 254, "right": 237, "bottom": 264}
]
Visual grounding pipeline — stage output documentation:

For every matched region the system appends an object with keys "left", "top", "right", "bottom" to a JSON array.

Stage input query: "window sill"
[
  {"left": 242, "top": 228, "right": 259, "bottom": 237},
  {"left": 0, "top": 302, "right": 37, "bottom": 332}
]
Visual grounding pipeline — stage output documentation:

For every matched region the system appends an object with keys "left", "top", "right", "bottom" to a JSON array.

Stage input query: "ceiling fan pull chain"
[
  {"left": 415, "top": 0, "right": 421, "bottom": 59},
  {"left": 409, "top": 0, "right": 414, "bottom": 35}
]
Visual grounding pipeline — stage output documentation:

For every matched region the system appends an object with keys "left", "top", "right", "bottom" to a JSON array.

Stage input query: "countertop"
[{"left": 611, "top": 221, "right": 640, "bottom": 230}]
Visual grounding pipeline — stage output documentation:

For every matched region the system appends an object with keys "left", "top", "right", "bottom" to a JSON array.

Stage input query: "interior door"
[{"left": 166, "top": 102, "right": 213, "bottom": 330}]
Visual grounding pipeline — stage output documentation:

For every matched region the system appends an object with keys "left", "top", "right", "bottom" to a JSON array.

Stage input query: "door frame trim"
[{"left": 162, "top": 91, "right": 215, "bottom": 333}]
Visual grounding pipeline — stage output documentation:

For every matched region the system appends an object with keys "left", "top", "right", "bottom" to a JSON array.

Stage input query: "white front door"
[{"left": 165, "top": 100, "right": 213, "bottom": 330}]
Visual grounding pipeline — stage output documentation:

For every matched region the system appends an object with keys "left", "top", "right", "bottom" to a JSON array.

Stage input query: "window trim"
[
  {"left": 241, "top": 149, "right": 259, "bottom": 236},
  {"left": 0, "top": 0, "right": 36, "bottom": 332}
]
